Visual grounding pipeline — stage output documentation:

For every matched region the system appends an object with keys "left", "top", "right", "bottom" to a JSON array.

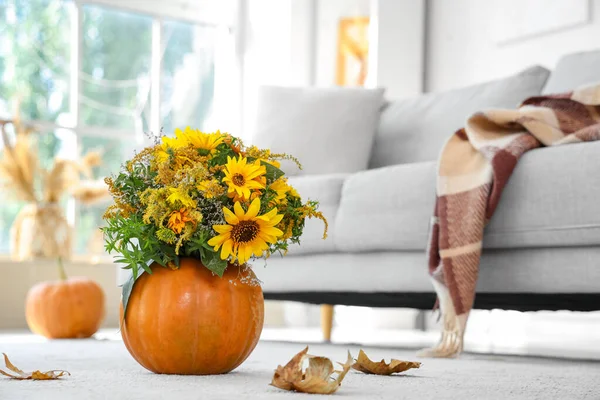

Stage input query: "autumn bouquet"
[{"left": 102, "top": 127, "right": 327, "bottom": 279}]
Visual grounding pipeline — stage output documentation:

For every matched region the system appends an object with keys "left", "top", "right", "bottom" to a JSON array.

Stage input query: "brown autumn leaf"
[
  {"left": 271, "top": 346, "right": 353, "bottom": 395},
  {"left": 352, "top": 349, "right": 421, "bottom": 376},
  {"left": 0, "top": 353, "right": 70, "bottom": 380}
]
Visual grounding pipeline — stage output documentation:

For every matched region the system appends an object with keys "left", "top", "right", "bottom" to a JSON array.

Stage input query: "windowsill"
[{"left": 0, "top": 254, "right": 121, "bottom": 330}]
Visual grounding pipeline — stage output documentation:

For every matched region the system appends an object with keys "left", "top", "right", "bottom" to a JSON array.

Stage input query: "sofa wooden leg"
[
  {"left": 320, "top": 304, "right": 334, "bottom": 342},
  {"left": 415, "top": 310, "right": 427, "bottom": 331}
]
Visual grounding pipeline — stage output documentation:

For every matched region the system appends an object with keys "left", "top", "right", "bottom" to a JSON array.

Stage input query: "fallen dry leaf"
[
  {"left": 352, "top": 349, "right": 421, "bottom": 376},
  {"left": 271, "top": 346, "right": 353, "bottom": 394},
  {"left": 0, "top": 353, "right": 70, "bottom": 380}
]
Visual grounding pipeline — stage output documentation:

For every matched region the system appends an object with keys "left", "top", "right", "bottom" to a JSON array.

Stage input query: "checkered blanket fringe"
[{"left": 419, "top": 83, "right": 600, "bottom": 358}]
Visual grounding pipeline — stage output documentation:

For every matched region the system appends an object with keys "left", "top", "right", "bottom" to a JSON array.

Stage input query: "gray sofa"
[{"left": 257, "top": 50, "right": 600, "bottom": 326}]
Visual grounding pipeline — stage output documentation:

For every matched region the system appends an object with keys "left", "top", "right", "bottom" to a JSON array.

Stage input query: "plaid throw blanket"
[{"left": 420, "top": 83, "right": 600, "bottom": 358}]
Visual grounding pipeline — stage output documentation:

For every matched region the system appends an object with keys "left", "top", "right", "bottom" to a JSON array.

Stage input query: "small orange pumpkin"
[
  {"left": 120, "top": 257, "right": 264, "bottom": 375},
  {"left": 25, "top": 277, "right": 106, "bottom": 339}
]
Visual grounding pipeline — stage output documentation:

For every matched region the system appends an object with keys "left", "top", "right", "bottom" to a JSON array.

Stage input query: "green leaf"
[
  {"left": 247, "top": 157, "right": 285, "bottom": 183},
  {"left": 159, "top": 243, "right": 177, "bottom": 261},
  {"left": 140, "top": 260, "right": 153, "bottom": 275},
  {"left": 184, "top": 241, "right": 203, "bottom": 257},
  {"left": 260, "top": 160, "right": 285, "bottom": 181},
  {"left": 200, "top": 249, "right": 228, "bottom": 277},
  {"left": 208, "top": 146, "right": 235, "bottom": 167},
  {"left": 121, "top": 259, "right": 153, "bottom": 322}
]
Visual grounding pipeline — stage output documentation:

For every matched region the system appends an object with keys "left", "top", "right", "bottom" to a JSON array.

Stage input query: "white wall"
[
  {"left": 426, "top": 0, "right": 600, "bottom": 92},
  {"left": 242, "top": 0, "right": 295, "bottom": 137},
  {"left": 369, "top": 0, "right": 425, "bottom": 99},
  {"left": 242, "top": 0, "right": 372, "bottom": 136},
  {"left": 290, "top": 0, "right": 317, "bottom": 86}
]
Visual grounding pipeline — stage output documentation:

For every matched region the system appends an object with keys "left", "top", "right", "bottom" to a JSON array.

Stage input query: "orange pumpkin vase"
[
  {"left": 26, "top": 276, "right": 106, "bottom": 339},
  {"left": 120, "top": 257, "right": 264, "bottom": 375}
]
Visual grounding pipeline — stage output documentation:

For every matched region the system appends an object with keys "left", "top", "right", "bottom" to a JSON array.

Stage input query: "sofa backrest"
[
  {"left": 542, "top": 49, "right": 600, "bottom": 94},
  {"left": 369, "top": 66, "right": 550, "bottom": 168}
]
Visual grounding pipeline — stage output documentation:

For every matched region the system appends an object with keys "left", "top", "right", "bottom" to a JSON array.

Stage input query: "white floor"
[
  {"left": 1, "top": 334, "right": 599, "bottom": 400},
  {"left": 263, "top": 327, "right": 600, "bottom": 360},
  {"left": 2, "top": 324, "right": 598, "bottom": 361},
  {"left": 267, "top": 303, "right": 600, "bottom": 360}
]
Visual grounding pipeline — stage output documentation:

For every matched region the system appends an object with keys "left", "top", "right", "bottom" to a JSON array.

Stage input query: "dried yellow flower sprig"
[{"left": 0, "top": 118, "right": 109, "bottom": 206}]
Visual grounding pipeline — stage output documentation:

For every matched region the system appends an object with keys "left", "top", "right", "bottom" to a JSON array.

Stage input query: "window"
[
  {"left": 81, "top": 5, "right": 153, "bottom": 131},
  {"left": 161, "top": 19, "right": 216, "bottom": 133},
  {"left": 0, "top": 0, "right": 71, "bottom": 122},
  {"left": 0, "top": 0, "right": 233, "bottom": 257}
]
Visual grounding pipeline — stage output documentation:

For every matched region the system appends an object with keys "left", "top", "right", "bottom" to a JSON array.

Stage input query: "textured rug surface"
[{"left": 1, "top": 338, "right": 599, "bottom": 399}]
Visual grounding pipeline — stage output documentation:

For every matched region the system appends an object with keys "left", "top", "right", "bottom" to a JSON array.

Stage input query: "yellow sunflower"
[
  {"left": 222, "top": 156, "right": 266, "bottom": 201},
  {"left": 179, "top": 127, "right": 225, "bottom": 153},
  {"left": 269, "top": 178, "right": 291, "bottom": 204},
  {"left": 207, "top": 198, "right": 283, "bottom": 264},
  {"left": 230, "top": 190, "right": 261, "bottom": 204},
  {"left": 155, "top": 130, "right": 188, "bottom": 163}
]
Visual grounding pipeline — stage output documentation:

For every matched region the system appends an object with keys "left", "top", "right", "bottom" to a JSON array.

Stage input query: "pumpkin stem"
[{"left": 57, "top": 257, "right": 68, "bottom": 281}]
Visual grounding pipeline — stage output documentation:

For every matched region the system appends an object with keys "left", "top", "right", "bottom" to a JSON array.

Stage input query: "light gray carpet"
[{"left": 1, "top": 338, "right": 599, "bottom": 399}]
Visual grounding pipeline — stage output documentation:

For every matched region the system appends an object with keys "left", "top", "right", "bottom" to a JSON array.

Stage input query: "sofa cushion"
[
  {"left": 543, "top": 49, "right": 600, "bottom": 94},
  {"left": 284, "top": 173, "right": 348, "bottom": 255},
  {"left": 369, "top": 66, "right": 550, "bottom": 167},
  {"left": 484, "top": 141, "right": 600, "bottom": 249},
  {"left": 336, "top": 141, "right": 600, "bottom": 252},
  {"left": 251, "top": 86, "right": 384, "bottom": 176},
  {"left": 335, "top": 162, "right": 436, "bottom": 252}
]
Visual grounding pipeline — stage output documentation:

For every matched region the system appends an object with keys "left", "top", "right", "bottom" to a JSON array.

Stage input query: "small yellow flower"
[
  {"left": 167, "top": 187, "right": 196, "bottom": 208},
  {"left": 222, "top": 156, "right": 266, "bottom": 201},
  {"left": 230, "top": 190, "right": 261, "bottom": 204},
  {"left": 207, "top": 198, "right": 283, "bottom": 264},
  {"left": 178, "top": 127, "right": 225, "bottom": 153},
  {"left": 197, "top": 179, "right": 225, "bottom": 199},
  {"left": 246, "top": 147, "right": 281, "bottom": 168},
  {"left": 270, "top": 178, "right": 291, "bottom": 203},
  {"left": 156, "top": 227, "right": 177, "bottom": 244},
  {"left": 167, "top": 208, "right": 195, "bottom": 234}
]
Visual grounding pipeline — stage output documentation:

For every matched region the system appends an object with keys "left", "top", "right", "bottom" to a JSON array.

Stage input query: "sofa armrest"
[
  {"left": 287, "top": 173, "right": 350, "bottom": 205},
  {"left": 282, "top": 173, "right": 349, "bottom": 256}
]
